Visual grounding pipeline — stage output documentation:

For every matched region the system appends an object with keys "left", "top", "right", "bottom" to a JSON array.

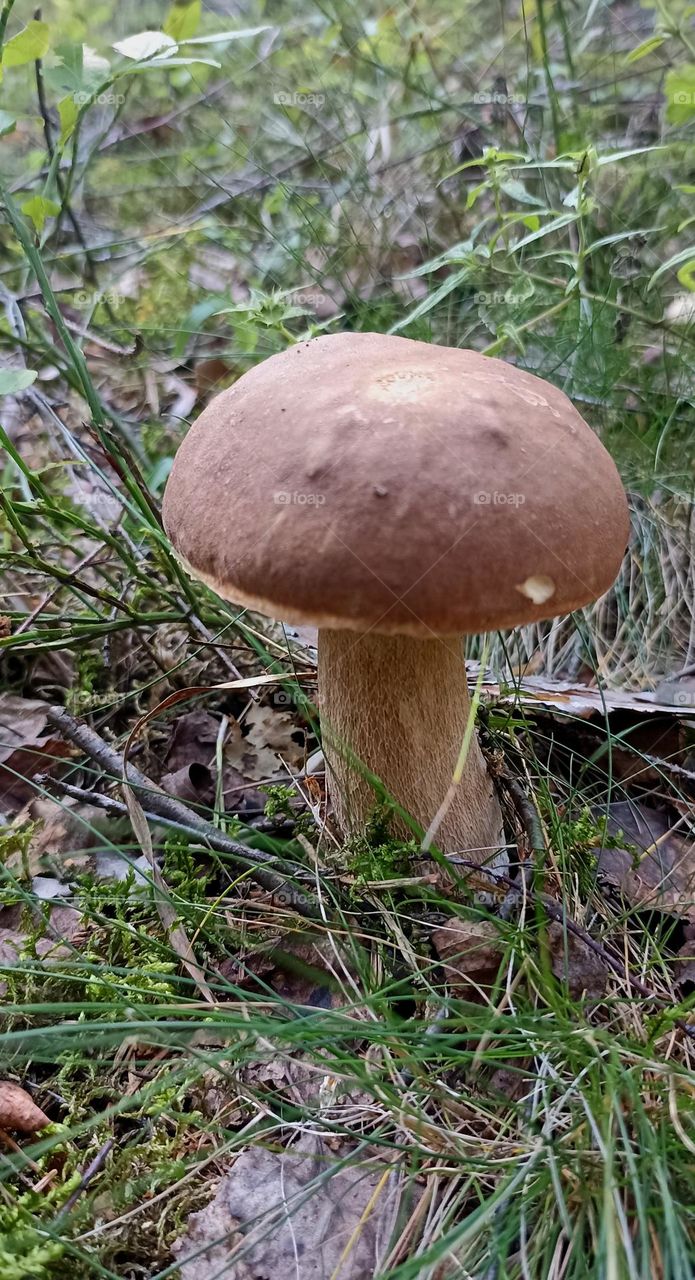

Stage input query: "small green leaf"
[
  {"left": 665, "top": 65, "right": 695, "bottom": 125},
  {"left": 649, "top": 244, "right": 695, "bottom": 288},
  {"left": 45, "top": 42, "right": 84, "bottom": 94},
  {"left": 57, "top": 96, "right": 79, "bottom": 143},
  {"left": 499, "top": 178, "right": 545, "bottom": 207},
  {"left": 0, "top": 368, "right": 37, "bottom": 395},
  {"left": 0, "top": 110, "right": 16, "bottom": 135},
  {"left": 677, "top": 259, "right": 695, "bottom": 290},
  {"left": 113, "top": 31, "right": 177, "bottom": 61},
  {"left": 391, "top": 266, "right": 473, "bottom": 333},
  {"left": 2, "top": 20, "right": 50, "bottom": 68},
  {"left": 182, "top": 26, "right": 271, "bottom": 44},
  {"left": 625, "top": 35, "right": 665, "bottom": 63},
  {"left": 173, "top": 295, "right": 229, "bottom": 358},
  {"left": 20, "top": 194, "right": 61, "bottom": 232},
  {"left": 164, "top": 1, "right": 201, "bottom": 42}
]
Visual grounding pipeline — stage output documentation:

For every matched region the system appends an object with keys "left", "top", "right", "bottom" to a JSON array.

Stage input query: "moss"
[
  {"left": 552, "top": 806, "right": 633, "bottom": 893},
  {"left": 262, "top": 784, "right": 316, "bottom": 837},
  {"left": 0, "top": 1165, "right": 81, "bottom": 1279},
  {"left": 343, "top": 805, "right": 416, "bottom": 885},
  {"left": 0, "top": 824, "right": 37, "bottom": 902}
]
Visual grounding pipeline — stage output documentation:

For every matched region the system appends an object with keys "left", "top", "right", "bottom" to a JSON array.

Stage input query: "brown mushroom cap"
[{"left": 163, "top": 332, "right": 629, "bottom": 637}]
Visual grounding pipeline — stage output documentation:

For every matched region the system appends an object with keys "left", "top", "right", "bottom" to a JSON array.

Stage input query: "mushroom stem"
[{"left": 318, "top": 629, "right": 505, "bottom": 862}]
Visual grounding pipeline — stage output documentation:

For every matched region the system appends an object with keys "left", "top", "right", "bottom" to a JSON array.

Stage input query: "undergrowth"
[{"left": 0, "top": 0, "right": 694, "bottom": 1276}]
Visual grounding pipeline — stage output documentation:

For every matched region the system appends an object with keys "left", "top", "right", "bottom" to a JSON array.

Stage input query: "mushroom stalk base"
[{"left": 318, "top": 629, "right": 505, "bottom": 862}]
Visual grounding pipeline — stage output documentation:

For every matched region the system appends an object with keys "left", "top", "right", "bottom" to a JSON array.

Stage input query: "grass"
[{"left": 1, "top": 0, "right": 695, "bottom": 1275}]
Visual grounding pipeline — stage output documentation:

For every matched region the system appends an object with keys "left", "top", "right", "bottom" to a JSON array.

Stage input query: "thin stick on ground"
[{"left": 44, "top": 705, "right": 322, "bottom": 915}]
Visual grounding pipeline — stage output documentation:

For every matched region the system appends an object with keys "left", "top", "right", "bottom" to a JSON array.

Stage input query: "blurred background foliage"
[{"left": 1, "top": 0, "right": 695, "bottom": 685}]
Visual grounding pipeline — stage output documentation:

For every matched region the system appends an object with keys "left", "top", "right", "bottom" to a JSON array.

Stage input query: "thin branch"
[
  {"left": 56, "top": 1139, "right": 115, "bottom": 1218},
  {"left": 44, "top": 705, "right": 322, "bottom": 916}
]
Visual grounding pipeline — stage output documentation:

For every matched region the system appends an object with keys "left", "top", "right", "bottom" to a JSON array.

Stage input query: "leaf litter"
[{"left": 173, "top": 1134, "right": 418, "bottom": 1280}]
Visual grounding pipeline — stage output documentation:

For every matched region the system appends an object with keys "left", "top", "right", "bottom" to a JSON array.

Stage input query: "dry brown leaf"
[
  {"left": 546, "top": 921, "right": 609, "bottom": 999},
  {"left": 237, "top": 704, "right": 305, "bottom": 778},
  {"left": 471, "top": 663, "right": 695, "bottom": 720},
  {"left": 432, "top": 918, "right": 504, "bottom": 999},
  {"left": 595, "top": 800, "right": 695, "bottom": 919},
  {"left": 189, "top": 1069, "right": 244, "bottom": 1125},
  {"left": 173, "top": 1134, "right": 413, "bottom": 1280},
  {"left": 219, "top": 934, "right": 345, "bottom": 1013},
  {"left": 0, "top": 695, "right": 73, "bottom": 811},
  {"left": 8, "top": 797, "right": 103, "bottom": 879},
  {"left": 675, "top": 924, "right": 695, "bottom": 991},
  {"left": 163, "top": 711, "right": 265, "bottom": 813},
  {"left": 0, "top": 903, "right": 89, "bottom": 995},
  {"left": 0, "top": 1081, "right": 50, "bottom": 1133},
  {"left": 165, "top": 711, "right": 219, "bottom": 774},
  {"left": 0, "top": 929, "right": 24, "bottom": 966},
  {"left": 160, "top": 762, "right": 216, "bottom": 808}
]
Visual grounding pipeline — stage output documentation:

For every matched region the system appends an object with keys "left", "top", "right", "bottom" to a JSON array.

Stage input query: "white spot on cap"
[{"left": 516, "top": 574, "right": 555, "bottom": 604}]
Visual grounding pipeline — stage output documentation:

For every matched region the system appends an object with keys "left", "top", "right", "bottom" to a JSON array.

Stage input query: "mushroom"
[{"left": 163, "top": 333, "right": 629, "bottom": 862}]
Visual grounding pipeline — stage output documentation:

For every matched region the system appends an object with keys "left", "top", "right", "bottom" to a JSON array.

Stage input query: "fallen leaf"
[
  {"left": 161, "top": 762, "right": 216, "bottom": 807},
  {"left": 219, "top": 934, "right": 345, "bottom": 1012},
  {"left": 194, "top": 358, "right": 232, "bottom": 398},
  {"left": 0, "top": 696, "right": 73, "bottom": 811},
  {"left": 165, "top": 711, "right": 219, "bottom": 773},
  {"left": 163, "top": 711, "right": 266, "bottom": 813},
  {"left": 0, "top": 1081, "right": 50, "bottom": 1133},
  {"left": 487, "top": 1064, "right": 534, "bottom": 1102},
  {"left": 173, "top": 1134, "right": 413, "bottom": 1279},
  {"left": 432, "top": 918, "right": 504, "bottom": 999},
  {"left": 594, "top": 801, "right": 695, "bottom": 918},
  {"left": 267, "top": 936, "right": 345, "bottom": 1010},
  {"left": 0, "top": 902, "right": 89, "bottom": 994},
  {"left": 546, "top": 921, "right": 608, "bottom": 999},
  {"left": 675, "top": 945, "right": 695, "bottom": 991},
  {"left": 236, "top": 704, "right": 306, "bottom": 779},
  {"left": 469, "top": 662, "right": 695, "bottom": 720},
  {"left": 0, "top": 930, "right": 24, "bottom": 966},
  {"left": 7, "top": 797, "right": 103, "bottom": 879}
]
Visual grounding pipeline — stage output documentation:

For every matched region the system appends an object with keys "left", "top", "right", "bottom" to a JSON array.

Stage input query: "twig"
[
  {"left": 57, "top": 1139, "right": 115, "bottom": 1218},
  {"left": 44, "top": 705, "right": 322, "bottom": 916},
  {"left": 499, "top": 768, "right": 546, "bottom": 856},
  {"left": 36, "top": 776, "right": 292, "bottom": 844}
]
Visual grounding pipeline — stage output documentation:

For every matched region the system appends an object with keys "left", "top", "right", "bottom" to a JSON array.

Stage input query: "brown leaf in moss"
[{"left": 0, "top": 1081, "right": 50, "bottom": 1133}]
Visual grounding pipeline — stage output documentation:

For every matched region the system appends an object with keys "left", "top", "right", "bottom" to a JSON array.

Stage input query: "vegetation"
[{"left": 0, "top": 0, "right": 694, "bottom": 1276}]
